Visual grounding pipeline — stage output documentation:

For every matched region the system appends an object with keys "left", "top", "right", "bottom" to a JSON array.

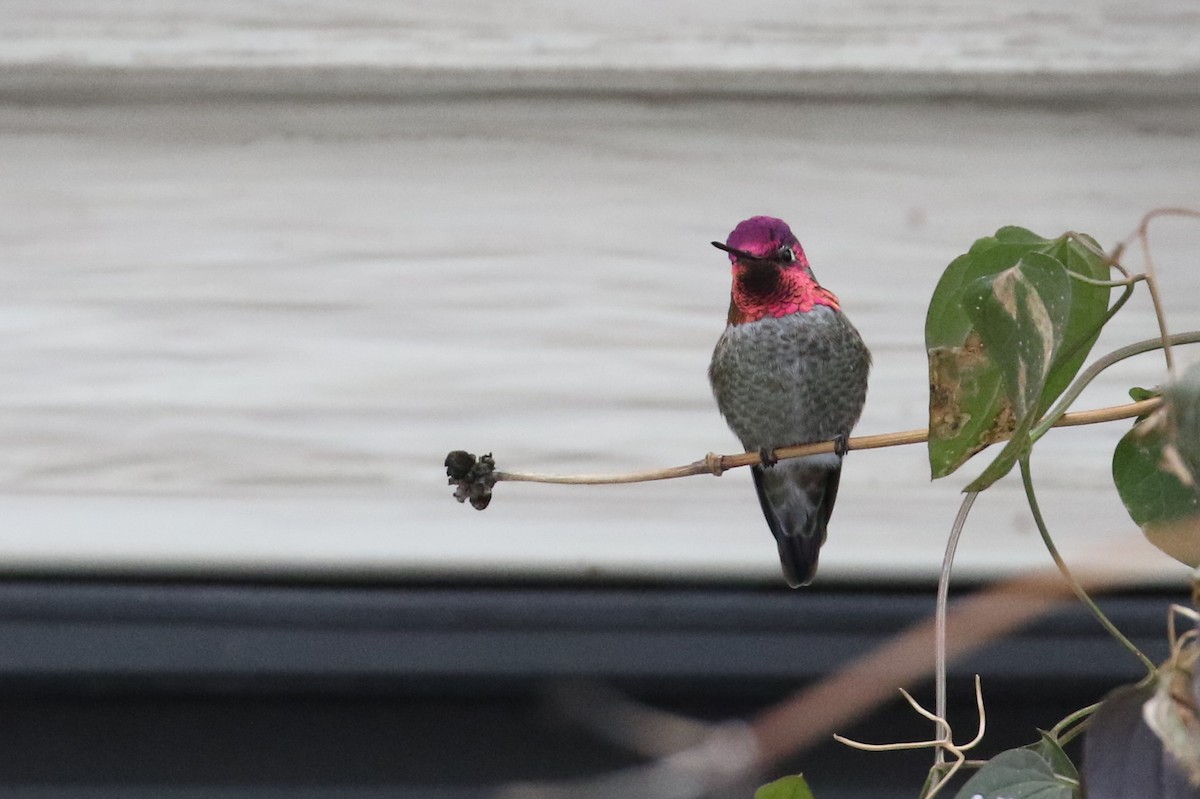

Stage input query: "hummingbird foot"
[
  {"left": 834, "top": 434, "right": 850, "bottom": 458},
  {"left": 758, "top": 446, "right": 779, "bottom": 468}
]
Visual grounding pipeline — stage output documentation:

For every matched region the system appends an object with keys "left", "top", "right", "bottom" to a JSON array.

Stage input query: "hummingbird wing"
[{"left": 751, "top": 453, "right": 842, "bottom": 588}]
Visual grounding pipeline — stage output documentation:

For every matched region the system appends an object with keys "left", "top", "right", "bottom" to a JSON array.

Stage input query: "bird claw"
[
  {"left": 758, "top": 446, "right": 778, "bottom": 468},
  {"left": 834, "top": 434, "right": 849, "bottom": 458}
]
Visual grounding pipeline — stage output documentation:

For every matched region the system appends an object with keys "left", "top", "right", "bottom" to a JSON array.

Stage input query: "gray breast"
[{"left": 709, "top": 306, "right": 870, "bottom": 451}]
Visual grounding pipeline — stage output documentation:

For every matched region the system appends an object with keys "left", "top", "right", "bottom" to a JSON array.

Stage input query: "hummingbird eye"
[{"left": 777, "top": 246, "right": 795, "bottom": 263}]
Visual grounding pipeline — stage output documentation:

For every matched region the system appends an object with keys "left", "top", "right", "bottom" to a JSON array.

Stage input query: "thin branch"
[
  {"left": 1121, "top": 207, "right": 1200, "bottom": 374},
  {"left": 448, "top": 332, "right": 1200, "bottom": 506},
  {"left": 934, "top": 491, "right": 978, "bottom": 765},
  {"left": 1036, "top": 330, "right": 1200, "bottom": 441},
  {"left": 483, "top": 398, "right": 1159, "bottom": 486}
]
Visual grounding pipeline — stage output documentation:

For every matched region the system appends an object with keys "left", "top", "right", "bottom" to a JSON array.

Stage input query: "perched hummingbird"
[{"left": 708, "top": 216, "right": 870, "bottom": 587}]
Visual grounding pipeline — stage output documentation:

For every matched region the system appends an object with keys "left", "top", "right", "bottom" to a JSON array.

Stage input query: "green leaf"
[
  {"left": 1129, "top": 385, "right": 1160, "bottom": 403},
  {"left": 927, "top": 243, "right": 1026, "bottom": 479},
  {"left": 1114, "top": 419, "right": 1199, "bottom": 529},
  {"left": 1026, "top": 731, "right": 1079, "bottom": 784},
  {"left": 1039, "top": 233, "right": 1111, "bottom": 403},
  {"left": 959, "top": 253, "right": 1072, "bottom": 490},
  {"left": 963, "top": 252, "right": 1072, "bottom": 417},
  {"left": 954, "top": 748, "right": 1078, "bottom": 799},
  {"left": 1114, "top": 364, "right": 1200, "bottom": 565},
  {"left": 755, "top": 774, "right": 815, "bottom": 799},
  {"left": 926, "top": 228, "right": 1111, "bottom": 482}
]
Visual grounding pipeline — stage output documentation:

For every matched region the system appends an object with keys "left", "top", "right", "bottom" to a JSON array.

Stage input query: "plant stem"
[
  {"left": 1119, "top": 207, "right": 1200, "bottom": 374},
  {"left": 1031, "top": 331, "right": 1200, "bottom": 442},
  {"left": 1049, "top": 701, "right": 1100, "bottom": 744},
  {"left": 1018, "top": 456, "right": 1157, "bottom": 675},
  {"left": 1064, "top": 270, "right": 1145, "bottom": 288},
  {"left": 486, "top": 395, "right": 1170, "bottom": 487},
  {"left": 934, "top": 491, "right": 979, "bottom": 767},
  {"left": 479, "top": 332, "right": 1200, "bottom": 489}
]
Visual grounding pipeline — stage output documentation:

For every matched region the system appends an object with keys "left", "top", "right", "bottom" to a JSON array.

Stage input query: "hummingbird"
[{"left": 708, "top": 216, "right": 870, "bottom": 587}]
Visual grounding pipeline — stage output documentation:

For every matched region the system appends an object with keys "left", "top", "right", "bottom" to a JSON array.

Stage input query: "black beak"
[{"left": 711, "top": 241, "right": 767, "bottom": 262}]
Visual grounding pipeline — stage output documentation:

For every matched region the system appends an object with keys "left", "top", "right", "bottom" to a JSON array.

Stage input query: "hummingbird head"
[
  {"left": 713, "top": 216, "right": 837, "bottom": 325},
  {"left": 711, "top": 216, "right": 810, "bottom": 271}
]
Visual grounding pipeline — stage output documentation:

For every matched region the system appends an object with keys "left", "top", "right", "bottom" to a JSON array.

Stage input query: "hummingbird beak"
[{"left": 711, "top": 241, "right": 767, "bottom": 262}]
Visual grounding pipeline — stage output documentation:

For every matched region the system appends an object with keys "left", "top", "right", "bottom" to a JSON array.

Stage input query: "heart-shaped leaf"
[
  {"left": 959, "top": 252, "right": 1073, "bottom": 490},
  {"left": 1113, "top": 417, "right": 1195, "bottom": 527},
  {"left": 954, "top": 748, "right": 1077, "bottom": 799},
  {"left": 927, "top": 228, "right": 1111, "bottom": 482},
  {"left": 1114, "top": 363, "right": 1200, "bottom": 565}
]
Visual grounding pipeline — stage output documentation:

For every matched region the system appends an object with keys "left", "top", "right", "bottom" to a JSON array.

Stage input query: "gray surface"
[
  {"left": 3, "top": 1, "right": 1198, "bottom": 74},
  {"left": 2, "top": 97, "right": 1197, "bottom": 583},
  {"left": 2, "top": 1, "right": 1199, "bottom": 100},
  {"left": 1, "top": 2, "right": 1199, "bottom": 582}
]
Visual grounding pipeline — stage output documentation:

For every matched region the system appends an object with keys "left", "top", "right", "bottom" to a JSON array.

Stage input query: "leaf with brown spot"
[
  {"left": 960, "top": 252, "right": 1072, "bottom": 490},
  {"left": 925, "top": 227, "right": 1111, "bottom": 482},
  {"left": 927, "top": 332, "right": 1008, "bottom": 462}
]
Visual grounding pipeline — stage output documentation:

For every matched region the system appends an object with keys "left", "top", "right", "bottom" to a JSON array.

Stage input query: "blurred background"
[{"left": 0, "top": 1, "right": 1198, "bottom": 797}]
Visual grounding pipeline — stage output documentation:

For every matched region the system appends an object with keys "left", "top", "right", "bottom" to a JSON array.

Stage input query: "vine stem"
[
  {"left": 1123, "top": 207, "right": 1200, "bottom": 374},
  {"left": 933, "top": 491, "right": 978, "bottom": 771},
  {"left": 493, "top": 398, "right": 1160, "bottom": 486},
  {"left": 478, "top": 331, "right": 1200, "bottom": 488},
  {"left": 1050, "top": 701, "right": 1101, "bottom": 746},
  {"left": 1032, "top": 331, "right": 1200, "bottom": 442},
  {"left": 1019, "top": 456, "right": 1157, "bottom": 675}
]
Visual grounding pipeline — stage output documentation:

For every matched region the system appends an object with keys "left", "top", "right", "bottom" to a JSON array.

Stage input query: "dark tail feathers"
[{"left": 751, "top": 456, "right": 843, "bottom": 588}]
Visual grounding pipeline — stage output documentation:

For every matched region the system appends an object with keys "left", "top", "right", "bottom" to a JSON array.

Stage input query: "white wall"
[{"left": 0, "top": 2, "right": 1197, "bottom": 583}]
